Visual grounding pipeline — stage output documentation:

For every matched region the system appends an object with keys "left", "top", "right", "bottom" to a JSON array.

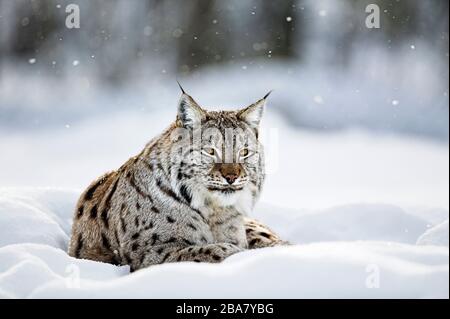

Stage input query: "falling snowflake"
[
  {"left": 72, "top": 60, "right": 80, "bottom": 66},
  {"left": 143, "top": 26, "right": 153, "bottom": 37},
  {"left": 28, "top": 58, "right": 36, "bottom": 64},
  {"left": 313, "top": 95, "right": 324, "bottom": 104},
  {"left": 319, "top": 10, "right": 327, "bottom": 17},
  {"left": 252, "top": 42, "right": 268, "bottom": 51},
  {"left": 392, "top": 100, "right": 400, "bottom": 106},
  {"left": 21, "top": 17, "right": 30, "bottom": 26},
  {"left": 410, "top": 45, "right": 416, "bottom": 50},
  {"left": 172, "top": 28, "right": 183, "bottom": 38},
  {"left": 286, "top": 16, "right": 293, "bottom": 22}
]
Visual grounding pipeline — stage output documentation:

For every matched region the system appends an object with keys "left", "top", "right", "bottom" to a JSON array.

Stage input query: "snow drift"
[{"left": 0, "top": 188, "right": 448, "bottom": 298}]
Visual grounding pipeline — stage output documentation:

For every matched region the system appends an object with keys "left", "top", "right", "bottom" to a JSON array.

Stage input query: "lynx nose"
[
  {"left": 216, "top": 163, "right": 242, "bottom": 185},
  {"left": 224, "top": 174, "right": 238, "bottom": 185}
]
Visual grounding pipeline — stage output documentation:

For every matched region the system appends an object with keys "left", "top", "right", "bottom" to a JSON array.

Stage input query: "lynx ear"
[
  {"left": 238, "top": 91, "right": 271, "bottom": 129},
  {"left": 177, "top": 93, "right": 206, "bottom": 128}
]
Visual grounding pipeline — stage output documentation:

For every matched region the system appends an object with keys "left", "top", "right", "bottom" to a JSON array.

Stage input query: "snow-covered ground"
[
  {"left": 0, "top": 188, "right": 447, "bottom": 298},
  {"left": 0, "top": 106, "right": 448, "bottom": 298}
]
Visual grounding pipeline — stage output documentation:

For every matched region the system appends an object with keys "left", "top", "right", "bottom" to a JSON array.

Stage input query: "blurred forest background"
[{"left": 0, "top": 0, "right": 449, "bottom": 140}]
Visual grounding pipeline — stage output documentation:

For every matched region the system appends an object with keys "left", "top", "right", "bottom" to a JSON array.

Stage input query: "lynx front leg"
[
  {"left": 167, "top": 243, "right": 243, "bottom": 263},
  {"left": 134, "top": 243, "right": 242, "bottom": 270},
  {"left": 244, "top": 217, "right": 291, "bottom": 249}
]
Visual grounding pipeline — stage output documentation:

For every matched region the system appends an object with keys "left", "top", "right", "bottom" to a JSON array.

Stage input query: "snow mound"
[
  {"left": 0, "top": 188, "right": 78, "bottom": 249},
  {"left": 254, "top": 203, "right": 428, "bottom": 244},
  {"left": 0, "top": 188, "right": 448, "bottom": 298},
  {"left": 417, "top": 220, "right": 449, "bottom": 247},
  {"left": 0, "top": 242, "right": 446, "bottom": 299}
]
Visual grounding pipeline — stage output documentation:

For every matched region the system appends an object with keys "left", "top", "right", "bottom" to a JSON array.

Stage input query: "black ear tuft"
[
  {"left": 263, "top": 90, "right": 273, "bottom": 100},
  {"left": 177, "top": 80, "right": 186, "bottom": 94}
]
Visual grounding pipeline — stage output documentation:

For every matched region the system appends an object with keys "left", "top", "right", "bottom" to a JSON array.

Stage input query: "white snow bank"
[
  {"left": 0, "top": 189, "right": 78, "bottom": 249},
  {"left": 0, "top": 188, "right": 448, "bottom": 298},
  {"left": 255, "top": 203, "right": 429, "bottom": 245},
  {"left": 417, "top": 220, "right": 449, "bottom": 247},
  {"left": 0, "top": 242, "right": 445, "bottom": 299},
  {"left": 0, "top": 244, "right": 128, "bottom": 298}
]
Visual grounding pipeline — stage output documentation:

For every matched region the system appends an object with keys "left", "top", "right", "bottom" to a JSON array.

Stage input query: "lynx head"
[{"left": 170, "top": 87, "right": 269, "bottom": 209}]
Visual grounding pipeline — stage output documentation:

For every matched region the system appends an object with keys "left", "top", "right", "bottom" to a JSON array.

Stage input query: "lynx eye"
[{"left": 240, "top": 148, "right": 249, "bottom": 157}]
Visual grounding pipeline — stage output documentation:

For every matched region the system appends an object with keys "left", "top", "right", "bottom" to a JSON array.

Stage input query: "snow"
[
  {"left": 256, "top": 203, "right": 429, "bottom": 245},
  {"left": 0, "top": 242, "right": 446, "bottom": 299},
  {"left": 318, "top": 10, "right": 327, "bottom": 17},
  {"left": 0, "top": 183, "right": 448, "bottom": 298},
  {"left": 1, "top": 194, "right": 449, "bottom": 299}
]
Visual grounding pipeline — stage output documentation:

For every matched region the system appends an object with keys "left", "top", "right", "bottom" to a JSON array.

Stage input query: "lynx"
[{"left": 68, "top": 86, "right": 287, "bottom": 271}]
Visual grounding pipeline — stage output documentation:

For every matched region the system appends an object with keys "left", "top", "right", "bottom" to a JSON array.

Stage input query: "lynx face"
[
  {"left": 171, "top": 92, "right": 267, "bottom": 207},
  {"left": 200, "top": 121, "right": 260, "bottom": 193}
]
